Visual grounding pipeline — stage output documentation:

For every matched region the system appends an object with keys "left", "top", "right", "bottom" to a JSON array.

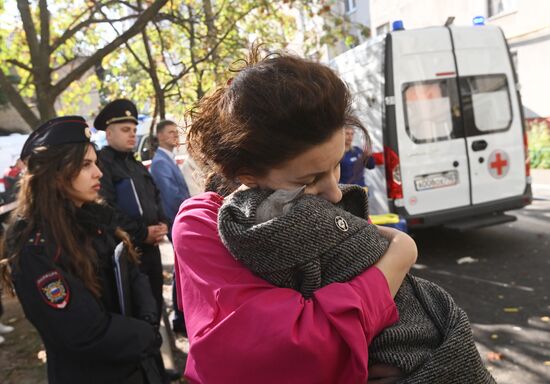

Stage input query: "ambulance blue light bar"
[
  {"left": 392, "top": 20, "right": 405, "bottom": 31},
  {"left": 473, "top": 16, "right": 485, "bottom": 26}
]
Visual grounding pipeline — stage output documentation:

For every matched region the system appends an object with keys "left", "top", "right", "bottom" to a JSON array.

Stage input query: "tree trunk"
[{"left": 4, "top": 0, "right": 169, "bottom": 129}]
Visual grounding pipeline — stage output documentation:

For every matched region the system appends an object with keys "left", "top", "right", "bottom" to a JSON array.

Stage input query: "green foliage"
[
  {"left": 100, "top": 0, "right": 299, "bottom": 118},
  {"left": 527, "top": 119, "right": 550, "bottom": 169},
  {"left": 1, "top": 0, "right": 369, "bottom": 124}
]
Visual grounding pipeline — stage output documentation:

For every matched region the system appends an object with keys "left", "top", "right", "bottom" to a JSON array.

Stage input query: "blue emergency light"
[
  {"left": 392, "top": 20, "right": 405, "bottom": 31},
  {"left": 473, "top": 16, "right": 485, "bottom": 26}
]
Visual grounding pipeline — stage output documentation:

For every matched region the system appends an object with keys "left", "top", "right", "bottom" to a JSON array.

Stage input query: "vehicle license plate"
[{"left": 414, "top": 170, "right": 459, "bottom": 191}]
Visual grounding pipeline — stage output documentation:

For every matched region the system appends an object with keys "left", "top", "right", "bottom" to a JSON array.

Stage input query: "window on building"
[
  {"left": 488, "top": 0, "right": 518, "bottom": 18},
  {"left": 344, "top": 0, "right": 357, "bottom": 14},
  {"left": 376, "top": 23, "right": 390, "bottom": 36}
]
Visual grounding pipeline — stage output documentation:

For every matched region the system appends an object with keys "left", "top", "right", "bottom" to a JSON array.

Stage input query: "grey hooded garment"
[{"left": 218, "top": 185, "right": 495, "bottom": 383}]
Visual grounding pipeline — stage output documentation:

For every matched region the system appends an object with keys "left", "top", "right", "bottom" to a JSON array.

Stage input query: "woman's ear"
[{"left": 237, "top": 174, "right": 259, "bottom": 188}]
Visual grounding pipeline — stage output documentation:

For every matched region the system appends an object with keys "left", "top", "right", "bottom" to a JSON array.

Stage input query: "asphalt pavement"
[{"left": 411, "top": 169, "right": 550, "bottom": 383}]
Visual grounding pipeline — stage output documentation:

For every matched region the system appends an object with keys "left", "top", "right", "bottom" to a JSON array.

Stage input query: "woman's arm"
[{"left": 374, "top": 226, "right": 418, "bottom": 297}]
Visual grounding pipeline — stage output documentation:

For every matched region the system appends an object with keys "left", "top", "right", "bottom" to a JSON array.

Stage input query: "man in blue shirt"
[
  {"left": 339, "top": 126, "right": 366, "bottom": 186},
  {"left": 150, "top": 120, "right": 190, "bottom": 335},
  {"left": 150, "top": 120, "right": 190, "bottom": 226}
]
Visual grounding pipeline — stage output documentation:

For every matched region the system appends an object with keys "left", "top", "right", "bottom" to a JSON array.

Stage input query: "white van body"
[{"left": 331, "top": 25, "right": 532, "bottom": 230}]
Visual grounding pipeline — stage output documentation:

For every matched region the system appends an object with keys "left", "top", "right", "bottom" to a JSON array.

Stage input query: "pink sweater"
[{"left": 172, "top": 192, "right": 398, "bottom": 384}]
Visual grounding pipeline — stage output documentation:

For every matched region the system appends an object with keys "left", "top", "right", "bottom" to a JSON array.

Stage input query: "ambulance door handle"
[{"left": 471, "top": 140, "right": 488, "bottom": 151}]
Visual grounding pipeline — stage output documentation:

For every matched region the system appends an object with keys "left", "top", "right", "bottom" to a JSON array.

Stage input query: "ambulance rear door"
[
  {"left": 450, "top": 26, "right": 527, "bottom": 205},
  {"left": 388, "top": 27, "right": 470, "bottom": 216}
]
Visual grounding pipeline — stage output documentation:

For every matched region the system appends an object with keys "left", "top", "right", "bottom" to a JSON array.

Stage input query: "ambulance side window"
[
  {"left": 460, "top": 74, "right": 512, "bottom": 136},
  {"left": 402, "top": 79, "right": 461, "bottom": 144}
]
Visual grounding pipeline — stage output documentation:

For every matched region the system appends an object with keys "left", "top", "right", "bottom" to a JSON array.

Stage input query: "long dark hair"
[
  {"left": 0, "top": 142, "right": 138, "bottom": 297},
  {"left": 187, "top": 46, "right": 370, "bottom": 195}
]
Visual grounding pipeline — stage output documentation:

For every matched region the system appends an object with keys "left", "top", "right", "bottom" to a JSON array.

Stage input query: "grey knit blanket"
[{"left": 218, "top": 185, "right": 495, "bottom": 383}]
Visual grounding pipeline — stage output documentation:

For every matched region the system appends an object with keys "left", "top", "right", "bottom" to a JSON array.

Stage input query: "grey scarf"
[{"left": 219, "top": 185, "right": 495, "bottom": 383}]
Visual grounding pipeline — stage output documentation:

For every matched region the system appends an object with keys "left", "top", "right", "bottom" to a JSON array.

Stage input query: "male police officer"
[{"left": 94, "top": 99, "right": 168, "bottom": 321}]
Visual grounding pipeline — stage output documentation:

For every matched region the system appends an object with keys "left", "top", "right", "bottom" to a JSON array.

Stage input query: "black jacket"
[
  {"left": 11, "top": 204, "right": 160, "bottom": 384},
  {"left": 97, "top": 146, "right": 166, "bottom": 244}
]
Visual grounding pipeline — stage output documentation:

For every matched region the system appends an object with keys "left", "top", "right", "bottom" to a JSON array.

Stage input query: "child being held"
[{"left": 218, "top": 185, "right": 495, "bottom": 384}]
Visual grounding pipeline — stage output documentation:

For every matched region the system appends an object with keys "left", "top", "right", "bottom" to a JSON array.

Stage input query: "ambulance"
[{"left": 331, "top": 20, "right": 532, "bottom": 230}]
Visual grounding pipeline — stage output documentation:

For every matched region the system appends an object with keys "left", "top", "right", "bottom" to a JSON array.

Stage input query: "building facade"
[
  {"left": 368, "top": 0, "right": 550, "bottom": 118},
  {"left": 326, "top": 0, "right": 372, "bottom": 59}
]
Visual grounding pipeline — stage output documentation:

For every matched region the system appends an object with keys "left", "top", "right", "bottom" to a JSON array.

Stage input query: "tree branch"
[
  {"left": 16, "top": 0, "right": 41, "bottom": 68},
  {"left": 156, "top": 12, "right": 192, "bottom": 34},
  {"left": 0, "top": 69, "right": 40, "bottom": 128},
  {"left": 51, "top": 54, "right": 80, "bottom": 72},
  {"left": 39, "top": 0, "right": 50, "bottom": 55},
  {"left": 164, "top": 7, "right": 254, "bottom": 92},
  {"left": 7, "top": 59, "right": 32, "bottom": 72},
  {"left": 99, "top": 7, "right": 150, "bottom": 72},
  {"left": 116, "top": 0, "right": 141, "bottom": 12},
  {"left": 50, "top": 14, "right": 139, "bottom": 53},
  {"left": 50, "top": 0, "right": 114, "bottom": 52},
  {"left": 50, "top": 0, "right": 169, "bottom": 99}
]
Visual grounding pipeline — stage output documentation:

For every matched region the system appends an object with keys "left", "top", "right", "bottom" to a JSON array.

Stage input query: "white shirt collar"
[{"left": 158, "top": 146, "right": 176, "bottom": 161}]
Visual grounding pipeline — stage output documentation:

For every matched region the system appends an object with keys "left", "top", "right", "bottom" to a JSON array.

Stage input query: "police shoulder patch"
[{"left": 36, "top": 271, "right": 70, "bottom": 309}]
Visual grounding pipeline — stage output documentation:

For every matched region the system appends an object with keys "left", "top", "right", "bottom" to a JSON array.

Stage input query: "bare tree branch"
[
  {"left": 51, "top": 55, "right": 81, "bottom": 72},
  {"left": 50, "top": 0, "right": 118, "bottom": 52},
  {"left": 156, "top": 12, "right": 192, "bottom": 34},
  {"left": 0, "top": 69, "right": 40, "bottom": 128},
  {"left": 7, "top": 59, "right": 32, "bottom": 72},
  {"left": 153, "top": 21, "right": 176, "bottom": 78},
  {"left": 98, "top": 7, "right": 150, "bottom": 72},
  {"left": 116, "top": 0, "right": 141, "bottom": 12},
  {"left": 51, "top": 0, "right": 169, "bottom": 99},
  {"left": 20, "top": 73, "right": 34, "bottom": 91},
  {"left": 51, "top": 14, "right": 139, "bottom": 53},
  {"left": 164, "top": 6, "right": 256, "bottom": 92},
  {"left": 16, "top": 0, "right": 41, "bottom": 68},
  {"left": 39, "top": 0, "right": 50, "bottom": 56}
]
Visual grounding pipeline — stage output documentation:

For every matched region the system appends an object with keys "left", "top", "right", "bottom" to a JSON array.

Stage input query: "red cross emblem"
[{"left": 488, "top": 150, "right": 510, "bottom": 179}]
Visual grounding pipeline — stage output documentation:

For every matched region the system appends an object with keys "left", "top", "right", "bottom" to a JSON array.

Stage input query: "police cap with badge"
[
  {"left": 93, "top": 99, "right": 138, "bottom": 131},
  {"left": 20, "top": 116, "right": 92, "bottom": 161}
]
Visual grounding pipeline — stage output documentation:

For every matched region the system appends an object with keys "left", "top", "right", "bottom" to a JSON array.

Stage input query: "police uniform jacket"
[
  {"left": 11, "top": 203, "right": 160, "bottom": 384},
  {"left": 97, "top": 146, "right": 166, "bottom": 244}
]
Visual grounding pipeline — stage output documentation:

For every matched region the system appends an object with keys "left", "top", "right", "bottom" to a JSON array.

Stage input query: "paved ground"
[{"left": 411, "top": 169, "right": 550, "bottom": 383}]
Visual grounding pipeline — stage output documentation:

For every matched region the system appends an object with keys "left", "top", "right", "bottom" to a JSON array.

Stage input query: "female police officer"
[{"left": 0, "top": 116, "right": 162, "bottom": 384}]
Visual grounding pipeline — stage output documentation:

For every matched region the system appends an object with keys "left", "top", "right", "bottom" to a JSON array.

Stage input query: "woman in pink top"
[{"left": 172, "top": 48, "right": 417, "bottom": 383}]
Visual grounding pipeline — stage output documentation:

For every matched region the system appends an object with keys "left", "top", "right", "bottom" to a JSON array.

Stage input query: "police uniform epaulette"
[
  {"left": 27, "top": 231, "right": 47, "bottom": 246},
  {"left": 24, "top": 230, "right": 62, "bottom": 263}
]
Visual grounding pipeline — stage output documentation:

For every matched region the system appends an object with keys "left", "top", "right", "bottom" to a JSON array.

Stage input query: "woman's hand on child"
[{"left": 374, "top": 226, "right": 418, "bottom": 297}]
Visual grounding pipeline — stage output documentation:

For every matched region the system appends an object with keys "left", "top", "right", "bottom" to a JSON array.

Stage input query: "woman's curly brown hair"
[{"left": 186, "top": 45, "right": 369, "bottom": 195}]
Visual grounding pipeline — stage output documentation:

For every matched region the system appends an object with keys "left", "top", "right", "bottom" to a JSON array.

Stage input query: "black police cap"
[
  {"left": 20, "top": 116, "right": 92, "bottom": 160},
  {"left": 93, "top": 99, "right": 138, "bottom": 131}
]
